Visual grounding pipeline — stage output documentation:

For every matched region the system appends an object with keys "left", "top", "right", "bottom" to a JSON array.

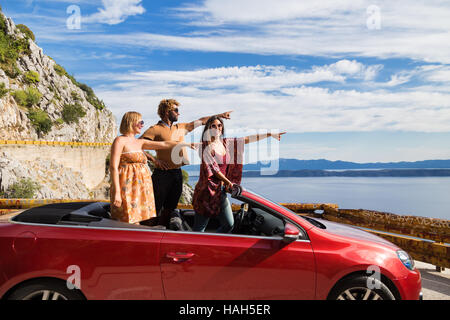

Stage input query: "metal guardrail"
[
  {"left": 0, "top": 198, "right": 108, "bottom": 210},
  {"left": 288, "top": 204, "right": 450, "bottom": 270},
  {"left": 322, "top": 207, "right": 450, "bottom": 243},
  {"left": 178, "top": 202, "right": 339, "bottom": 212},
  {"left": 0, "top": 209, "right": 18, "bottom": 215},
  {"left": 1, "top": 199, "right": 449, "bottom": 269},
  {"left": 0, "top": 140, "right": 111, "bottom": 146}
]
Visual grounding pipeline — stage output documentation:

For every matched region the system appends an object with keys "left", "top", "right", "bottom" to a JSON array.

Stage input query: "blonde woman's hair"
[
  {"left": 119, "top": 111, "right": 141, "bottom": 135},
  {"left": 157, "top": 99, "right": 179, "bottom": 119}
]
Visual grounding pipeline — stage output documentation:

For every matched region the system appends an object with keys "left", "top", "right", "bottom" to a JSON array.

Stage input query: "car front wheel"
[{"left": 328, "top": 275, "right": 396, "bottom": 300}]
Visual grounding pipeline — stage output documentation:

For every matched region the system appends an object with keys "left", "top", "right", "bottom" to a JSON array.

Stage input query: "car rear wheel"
[
  {"left": 328, "top": 275, "right": 396, "bottom": 300},
  {"left": 7, "top": 279, "right": 85, "bottom": 300}
]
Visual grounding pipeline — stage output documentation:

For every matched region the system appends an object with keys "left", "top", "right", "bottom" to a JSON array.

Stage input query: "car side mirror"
[{"left": 283, "top": 223, "right": 300, "bottom": 243}]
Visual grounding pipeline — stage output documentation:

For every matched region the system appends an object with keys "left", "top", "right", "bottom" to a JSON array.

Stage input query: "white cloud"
[
  {"left": 315, "top": 60, "right": 383, "bottom": 81},
  {"left": 423, "top": 66, "right": 450, "bottom": 83},
  {"left": 38, "top": 26, "right": 450, "bottom": 65},
  {"left": 15, "top": 0, "right": 450, "bottom": 64},
  {"left": 380, "top": 74, "right": 412, "bottom": 87},
  {"left": 86, "top": 63, "right": 450, "bottom": 134},
  {"left": 83, "top": 0, "right": 145, "bottom": 25},
  {"left": 83, "top": 61, "right": 385, "bottom": 100},
  {"left": 180, "top": 0, "right": 365, "bottom": 24},
  {"left": 380, "top": 65, "right": 450, "bottom": 89},
  {"left": 184, "top": 0, "right": 450, "bottom": 32},
  {"left": 104, "top": 64, "right": 348, "bottom": 91},
  {"left": 170, "top": 0, "right": 450, "bottom": 64}
]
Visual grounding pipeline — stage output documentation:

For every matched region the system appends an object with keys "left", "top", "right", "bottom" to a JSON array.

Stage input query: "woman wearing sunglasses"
[
  {"left": 192, "top": 116, "right": 286, "bottom": 233},
  {"left": 110, "top": 111, "right": 197, "bottom": 225}
]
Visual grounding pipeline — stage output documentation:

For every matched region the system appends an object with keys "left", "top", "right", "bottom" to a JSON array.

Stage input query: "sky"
[{"left": 2, "top": 0, "right": 450, "bottom": 163}]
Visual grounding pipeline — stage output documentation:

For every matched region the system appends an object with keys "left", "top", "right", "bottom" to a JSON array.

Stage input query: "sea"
[{"left": 187, "top": 175, "right": 450, "bottom": 220}]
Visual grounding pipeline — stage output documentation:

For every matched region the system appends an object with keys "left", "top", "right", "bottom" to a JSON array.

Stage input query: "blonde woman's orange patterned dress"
[{"left": 110, "top": 151, "right": 156, "bottom": 224}]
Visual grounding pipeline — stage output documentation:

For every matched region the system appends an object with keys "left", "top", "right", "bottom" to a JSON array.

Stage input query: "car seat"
[
  {"left": 73, "top": 202, "right": 111, "bottom": 219},
  {"left": 169, "top": 210, "right": 192, "bottom": 231}
]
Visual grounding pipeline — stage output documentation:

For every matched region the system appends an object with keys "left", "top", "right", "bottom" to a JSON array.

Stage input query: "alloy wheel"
[
  {"left": 22, "top": 289, "right": 69, "bottom": 300},
  {"left": 337, "top": 287, "right": 382, "bottom": 300}
]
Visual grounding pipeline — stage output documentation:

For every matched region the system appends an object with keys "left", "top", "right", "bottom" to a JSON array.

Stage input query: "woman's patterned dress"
[{"left": 110, "top": 151, "right": 156, "bottom": 224}]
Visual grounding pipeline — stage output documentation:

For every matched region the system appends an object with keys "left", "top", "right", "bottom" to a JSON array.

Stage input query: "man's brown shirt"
[{"left": 141, "top": 121, "right": 195, "bottom": 169}]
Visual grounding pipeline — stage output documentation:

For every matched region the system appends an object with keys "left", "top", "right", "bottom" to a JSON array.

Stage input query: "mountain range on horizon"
[{"left": 184, "top": 158, "right": 450, "bottom": 172}]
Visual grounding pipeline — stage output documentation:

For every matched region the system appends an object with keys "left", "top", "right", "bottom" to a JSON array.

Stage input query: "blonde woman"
[{"left": 110, "top": 111, "right": 196, "bottom": 225}]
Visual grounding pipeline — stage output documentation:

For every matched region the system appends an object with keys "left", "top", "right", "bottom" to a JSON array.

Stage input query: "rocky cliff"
[
  {"left": 0, "top": 10, "right": 116, "bottom": 199},
  {"left": 0, "top": 11, "right": 116, "bottom": 141},
  {"left": 0, "top": 10, "right": 195, "bottom": 203}
]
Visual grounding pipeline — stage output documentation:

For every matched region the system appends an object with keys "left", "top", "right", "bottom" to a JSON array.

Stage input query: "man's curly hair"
[{"left": 157, "top": 99, "right": 180, "bottom": 119}]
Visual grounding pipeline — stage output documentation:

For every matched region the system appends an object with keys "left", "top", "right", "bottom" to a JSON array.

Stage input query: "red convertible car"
[{"left": 0, "top": 185, "right": 421, "bottom": 300}]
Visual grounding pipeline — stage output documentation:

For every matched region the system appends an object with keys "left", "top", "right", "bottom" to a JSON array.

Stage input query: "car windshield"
[
  {"left": 240, "top": 187, "right": 300, "bottom": 214},
  {"left": 241, "top": 187, "right": 325, "bottom": 228}
]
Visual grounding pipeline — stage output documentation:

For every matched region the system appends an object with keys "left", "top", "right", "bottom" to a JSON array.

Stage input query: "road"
[{"left": 415, "top": 261, "right": 450, "bottom": 300}]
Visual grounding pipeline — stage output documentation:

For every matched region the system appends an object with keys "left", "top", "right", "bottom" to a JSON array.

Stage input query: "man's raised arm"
[{"left": 184, "top": 110, "right": 233, "bottom": 132}]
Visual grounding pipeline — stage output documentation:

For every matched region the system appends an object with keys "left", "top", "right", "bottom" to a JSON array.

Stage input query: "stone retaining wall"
[{"left": 0, "top": 140, "right": 110, "bottom": 189}]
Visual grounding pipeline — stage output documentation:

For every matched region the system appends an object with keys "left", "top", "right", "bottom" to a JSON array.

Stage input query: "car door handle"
[{"left": 166, "top": 252, "right": 195, "bottom": 262}]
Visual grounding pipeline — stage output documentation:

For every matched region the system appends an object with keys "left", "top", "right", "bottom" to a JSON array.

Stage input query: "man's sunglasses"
[{"left": 171, "top": 108, "right": 179, "bottom": 113}]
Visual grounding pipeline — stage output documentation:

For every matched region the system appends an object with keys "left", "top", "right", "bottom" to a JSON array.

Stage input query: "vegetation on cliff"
[
  {"left": 0, "top": 7, "right": 110, "bottom": 139},
  {"left": 24, "top": 70, "right": 39, "bottom": 84},
  {"left": 16, "top": 24, "right": 35, "bottom": 41},
  {"left": 0, "top": 7, "right": 118, "bottom": 200},
  {"left": 0, "top": 177, "right": 41, "bottom": 198},
  {"left": 0, "top": 12, "right": 29, "bottom": 78},
  {"left": 12, "top": 87, "right": 41, "bottom": 107},
  {"left": 53, "top": 62, "right": 105, "bottom": 111},
  {"left": 27, "top": 108, "right": 52, "bottom": 134},
  {"left": 62, "top": 103, "right": 86, "bottom": 124},
  {"left": 0, "top": 82, "right": 7, "bottom": 98}
]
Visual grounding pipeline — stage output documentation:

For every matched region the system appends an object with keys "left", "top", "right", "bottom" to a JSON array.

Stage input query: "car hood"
[{"left": 313, "top": 218, "right": 399, "bottom": 249}]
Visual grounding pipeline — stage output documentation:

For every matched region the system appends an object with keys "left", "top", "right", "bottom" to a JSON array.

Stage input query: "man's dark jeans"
[{"left": 151, "top": 168, "right": 183, "bottom": 227}]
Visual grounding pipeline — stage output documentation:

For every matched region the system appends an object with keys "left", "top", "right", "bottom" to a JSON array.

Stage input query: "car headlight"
[{"left": 397, "top": 250, "right": 415, "bottom": 270}]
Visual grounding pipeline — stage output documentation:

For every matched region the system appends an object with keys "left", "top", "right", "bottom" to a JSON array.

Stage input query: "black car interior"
[
  {"left": 104, "top": 201, "right": 286, "bottom": 237},
  {"left": 173, "top": 205, "right": 285, "bottom": 237},
  {"left": 14, "top": 200, "right": 288, "bottom": 238},
  {"left": 71, "top": 202, "right": 287, "bottom": 237}
]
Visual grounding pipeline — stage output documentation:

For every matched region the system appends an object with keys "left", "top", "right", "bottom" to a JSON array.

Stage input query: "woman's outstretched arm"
[
  {"left": 244, "top": 132, "right": 286, "bottom": 144},
  {"left": 141, "top": 140, "right": 198, "bottom": 150}
]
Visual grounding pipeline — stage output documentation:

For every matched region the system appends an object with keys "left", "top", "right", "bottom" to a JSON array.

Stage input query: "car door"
[
  {"left": 160, "top": 228, "right": 315, "bottom": 299},
  {"left": 28, "top": 225, "right": 166, "bottom": 300}
]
